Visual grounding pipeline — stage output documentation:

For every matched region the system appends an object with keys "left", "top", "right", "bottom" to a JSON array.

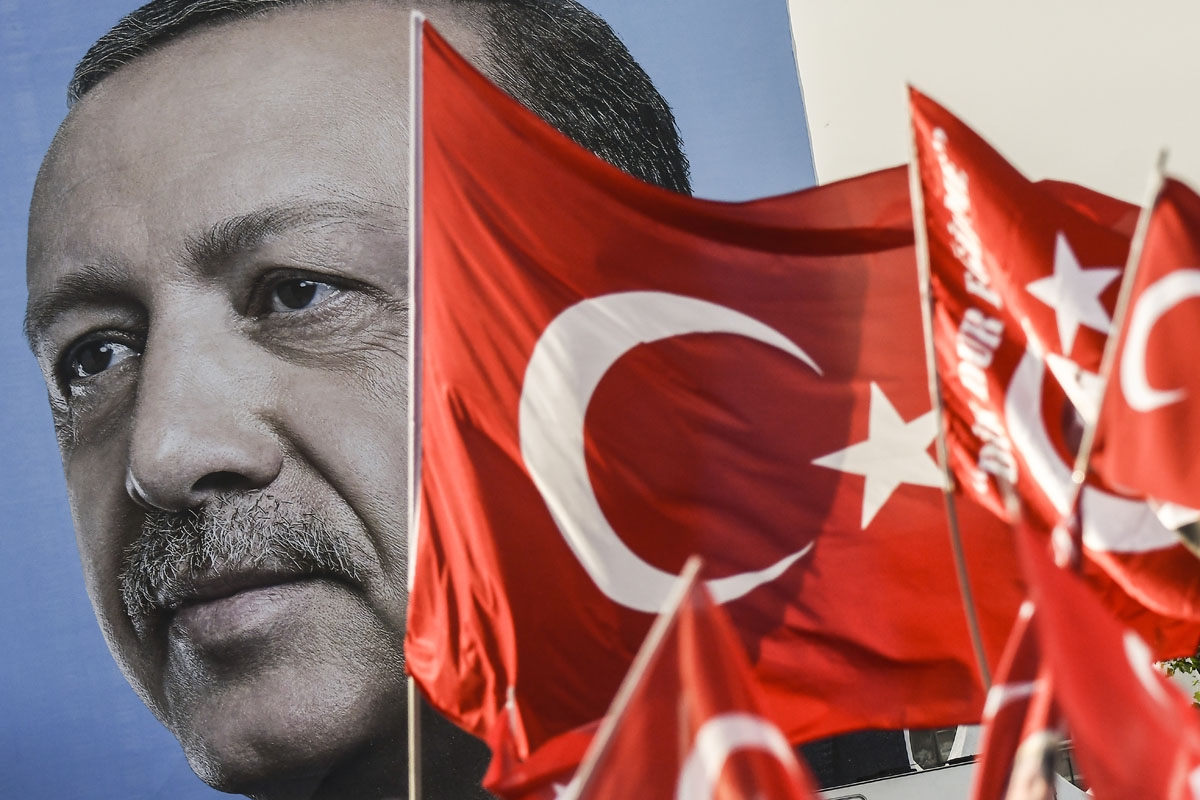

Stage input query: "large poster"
[{"left": 0, "top": 2, "right": 811, "bottom": 798}]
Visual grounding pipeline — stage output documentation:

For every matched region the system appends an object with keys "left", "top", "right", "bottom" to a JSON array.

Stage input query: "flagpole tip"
[{"left": 679, "top": 555, "right": 704, "bottom": 586}]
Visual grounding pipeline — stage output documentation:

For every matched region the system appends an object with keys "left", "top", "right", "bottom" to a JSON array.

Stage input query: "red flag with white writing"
[
  {"left": 970, "top": 604, "right": 1063, "bottom": 800},
  {"left": 406, "top": 25, "right": 1029, "bottom": 761},
  {"left": 910, "top": 86, "right": 1200, "bottom": 633},
  {"left": 1020, "top": 524, "right": 1200, "bottom": 799},
  {"left": 1093, "top": 177, "right": 1200, "bottom": 514},
  {"left": 568, "top": 572, "right": 820, "bottom": 800}
]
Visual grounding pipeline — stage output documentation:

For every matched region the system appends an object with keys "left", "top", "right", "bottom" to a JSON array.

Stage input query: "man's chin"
[
  {"left": 170, "top": 676, "right": 407, "bottom": 800},
  {"left": 158, "top": 600, "right": 408, "bottom": 800}
]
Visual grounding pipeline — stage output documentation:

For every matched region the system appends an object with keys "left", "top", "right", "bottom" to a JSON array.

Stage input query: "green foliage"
[{"left": 1163, "top": 656, "right": 1200, "bottom": 706}]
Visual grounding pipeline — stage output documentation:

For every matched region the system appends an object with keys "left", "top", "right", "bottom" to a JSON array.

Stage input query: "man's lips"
[
  {"left": 154, "top": 567, "right": 316, "bottom": 613},
  {"left": 154, "top": 570, "right": 348, "bottom": 652}
]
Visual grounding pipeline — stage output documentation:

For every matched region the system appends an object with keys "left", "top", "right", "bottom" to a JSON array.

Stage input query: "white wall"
[{"left": 788, "top": 0, "right": 1200, "bottom": 201}]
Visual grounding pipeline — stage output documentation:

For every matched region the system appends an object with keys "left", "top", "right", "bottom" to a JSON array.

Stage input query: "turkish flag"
[
  {"left": 1093, "top": 177, "right": 1200, "bottom": 514},
  {"left": 910, "top": 86, "right": 1200, "bottom": 636},
  {"left": 406, "top": 25, "right": 1029, "bottom": 760},
  {"left": 568, "top": 574, "right": 820, "bottom": 800},
  {"left": 483, "top": 722, "right": 593, "bottom": 800},
  {"left": 970, "top": 604, "right": 1063, "bottom": 800},
  {"left": 1020, "top": 524, "right": 1200, "bottom": 799}
]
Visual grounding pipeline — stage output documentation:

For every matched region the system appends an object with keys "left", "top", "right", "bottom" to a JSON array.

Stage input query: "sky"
[{"left": 0, "top": 1, "right": 812, "bottom": 797}]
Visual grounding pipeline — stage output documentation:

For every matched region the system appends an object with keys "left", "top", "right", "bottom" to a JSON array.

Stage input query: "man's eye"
[
  {"left": 64, "top": 339, "right": 140, "bottom": 380},
  {"left": 269, "top": 278, "right": 340, "bottom": 313}
]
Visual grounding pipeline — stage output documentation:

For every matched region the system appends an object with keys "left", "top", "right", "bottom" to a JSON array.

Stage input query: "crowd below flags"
[{"left": 407, "top": 20, "right": 1200, "bottom": 800}]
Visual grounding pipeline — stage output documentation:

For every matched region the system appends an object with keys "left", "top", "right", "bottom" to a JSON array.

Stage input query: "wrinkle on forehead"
[
  {"left": 47, "top": 0, "right": 494, "bottom": 154},
  {"left": 182, "top": 196, "right": 406, "bottom": 268}
]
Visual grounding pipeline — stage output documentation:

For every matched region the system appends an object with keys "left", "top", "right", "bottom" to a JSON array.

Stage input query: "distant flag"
[
  {"left": 484, "top": 722, "right": 593, "bottom": 800},
  {"left": 563, "top": 562, "right": 821, "bottom": 800},
  {"left": 406, "top": 24, "right": 1027, "bottom": 765},
  {"left": 970, "top": 603, "right": 1062, "bottom": 800},
  {"left": 909, "top": 86, "right": 1200, "bottom": 647},
  {"left": 1092, "top": 177, "right": 1200, "bottom": 522},
  {"left": 1020, "top": 523, "right": 1200, "bottom": 799}
]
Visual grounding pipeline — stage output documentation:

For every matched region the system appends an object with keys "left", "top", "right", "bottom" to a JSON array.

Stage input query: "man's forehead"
[
  {"left": 46, "top": 2, "right": 421, "bottom": 173},
  {"left": 32, "top": 0, "right": 492, "bottom": 198},
  {"left": 63, "top": 0, "right": 491, "bottom": 113},
  {"left": 27, "top": 2, "right": 485, "bottom": 297}
]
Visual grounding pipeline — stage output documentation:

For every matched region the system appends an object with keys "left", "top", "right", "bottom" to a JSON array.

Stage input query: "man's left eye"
[{"left": 269, "top": 278, "right": 341, "bottom": 312}]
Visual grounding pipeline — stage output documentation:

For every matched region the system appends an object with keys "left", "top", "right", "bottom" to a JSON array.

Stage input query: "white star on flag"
[
  {"left": 1025, "top": 232, "right": 1120, "bottom": 356},
  {"left": 811, "top": 383, "right": 944, "bottom": 528}
]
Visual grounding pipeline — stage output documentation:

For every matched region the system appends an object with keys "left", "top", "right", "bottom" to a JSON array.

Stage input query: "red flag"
[
  {"left": 406, "top": 25, "right": 1028, "bottom": 759},
  {"left": 567, "top": 571, "right": 820, "bottom": 800},
  {"left": 1021, "top": 525, "right": 1200, "bottom": 799},
  {"left": 1094, "top": 177, "right": 1200, "bottom": 513},
  {"left": 910, "top": 86, "right": 1200, "bottom": 637},
  {"left": 970, "top": 603, "right": 1063, "bottom": 800},
  {"left": 484, "top": 722, "right": 594, "bottom": 800}
]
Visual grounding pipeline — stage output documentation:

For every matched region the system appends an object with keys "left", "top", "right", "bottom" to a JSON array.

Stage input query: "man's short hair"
[{"left": 68, "top": 0, "right": 692, "bottom": 193}]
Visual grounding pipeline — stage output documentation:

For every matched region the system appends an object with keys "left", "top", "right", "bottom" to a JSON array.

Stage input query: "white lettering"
[
  {"left": 964, "top": 272, "right": 1002, "bottom": 311},
  {"left": 930, "top": 127, "right": 1015, "bottom": 496},
  {"left": 978, "top": 442, "right": 1018, "bottom": 485},
  {"left": 958, "top": 360, "right": 990, "bottom": 401},
  {"left": 956, "top": 309, "right": 1005, "bottom": 369},
  {"left": 969, "top": 401, "right": 1018, "bottom": 485},
  {"left": 931, "top": 127, "right": 1001, "bottom": 311}
]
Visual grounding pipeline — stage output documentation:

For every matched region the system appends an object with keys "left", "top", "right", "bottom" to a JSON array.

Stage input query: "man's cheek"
[
  {"left": 52, "top": 365, "right": 140, "bottom": 453},
  {"left": 72, "top": 496, "right": 169, "bottom": 721},
  {"left": 65, "top": 442, "right": 143, "bottom": 631},
  {"left": 284, "top": 335, "right": 410, "bottom": 416},
  {"left": 258, "top": 296, "right": 408, "bottom": 370}
]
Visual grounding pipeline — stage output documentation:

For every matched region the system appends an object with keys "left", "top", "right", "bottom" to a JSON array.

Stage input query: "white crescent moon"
[
  {"left": 1006, "top": 349, "right": 1177, "bottom": 553},
  {"left": 675, "top": 712, "right": 801, "bottom": 800},
  {"left": 1120, "top": 269, "right": 1200, "bottom": 411},
  {"left": 519, "top": 291, "right": 820, "bottom": 614}
]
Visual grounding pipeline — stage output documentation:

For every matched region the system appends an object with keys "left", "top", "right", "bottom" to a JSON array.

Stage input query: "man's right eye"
[{"left": 61, "top": 337, "right": 141, "bottom": 383}]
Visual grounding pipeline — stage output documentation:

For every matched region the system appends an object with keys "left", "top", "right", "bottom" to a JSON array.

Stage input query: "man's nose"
[{"left": 125, "top": 319, "right": 284, "bottom": 511}]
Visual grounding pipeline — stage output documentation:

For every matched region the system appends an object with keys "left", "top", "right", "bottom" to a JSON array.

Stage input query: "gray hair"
[{"left": 68, "top": 0, "right": 691, "bottom": 193}]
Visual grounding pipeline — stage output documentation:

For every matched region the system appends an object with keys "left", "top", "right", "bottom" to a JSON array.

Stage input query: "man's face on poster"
[{"left": 23, "top": 2, "right": 479, "bottom": 792}]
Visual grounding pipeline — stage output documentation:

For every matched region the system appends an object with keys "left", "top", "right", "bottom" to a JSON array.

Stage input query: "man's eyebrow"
[
  {"left": 24, "top": 198, "right": 405, "bottom": 349},
  {"left": 24, "top": 260, "right": 132, "bottom": 349},
  {"left": 184, "top": 198, "right": 404, "bottom": 268}
]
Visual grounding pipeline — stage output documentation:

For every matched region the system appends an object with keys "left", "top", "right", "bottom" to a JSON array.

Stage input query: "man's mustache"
[{"left": 120, "top": 492, "right": 361, "bottom": 633}]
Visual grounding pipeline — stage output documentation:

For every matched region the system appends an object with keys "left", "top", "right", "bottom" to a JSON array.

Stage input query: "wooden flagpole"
[
  {"left": 907, "top": 89, "right": 992, "bottom": 689},
  {"left": 1058, "top": 151, "right": 1168, "bottom": 567},
  {"left": 406, "top": 10, "right": 428, "bottom": 800},
  {"left": 559, "top": 557, "right": 704, "bottom": 800}
]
